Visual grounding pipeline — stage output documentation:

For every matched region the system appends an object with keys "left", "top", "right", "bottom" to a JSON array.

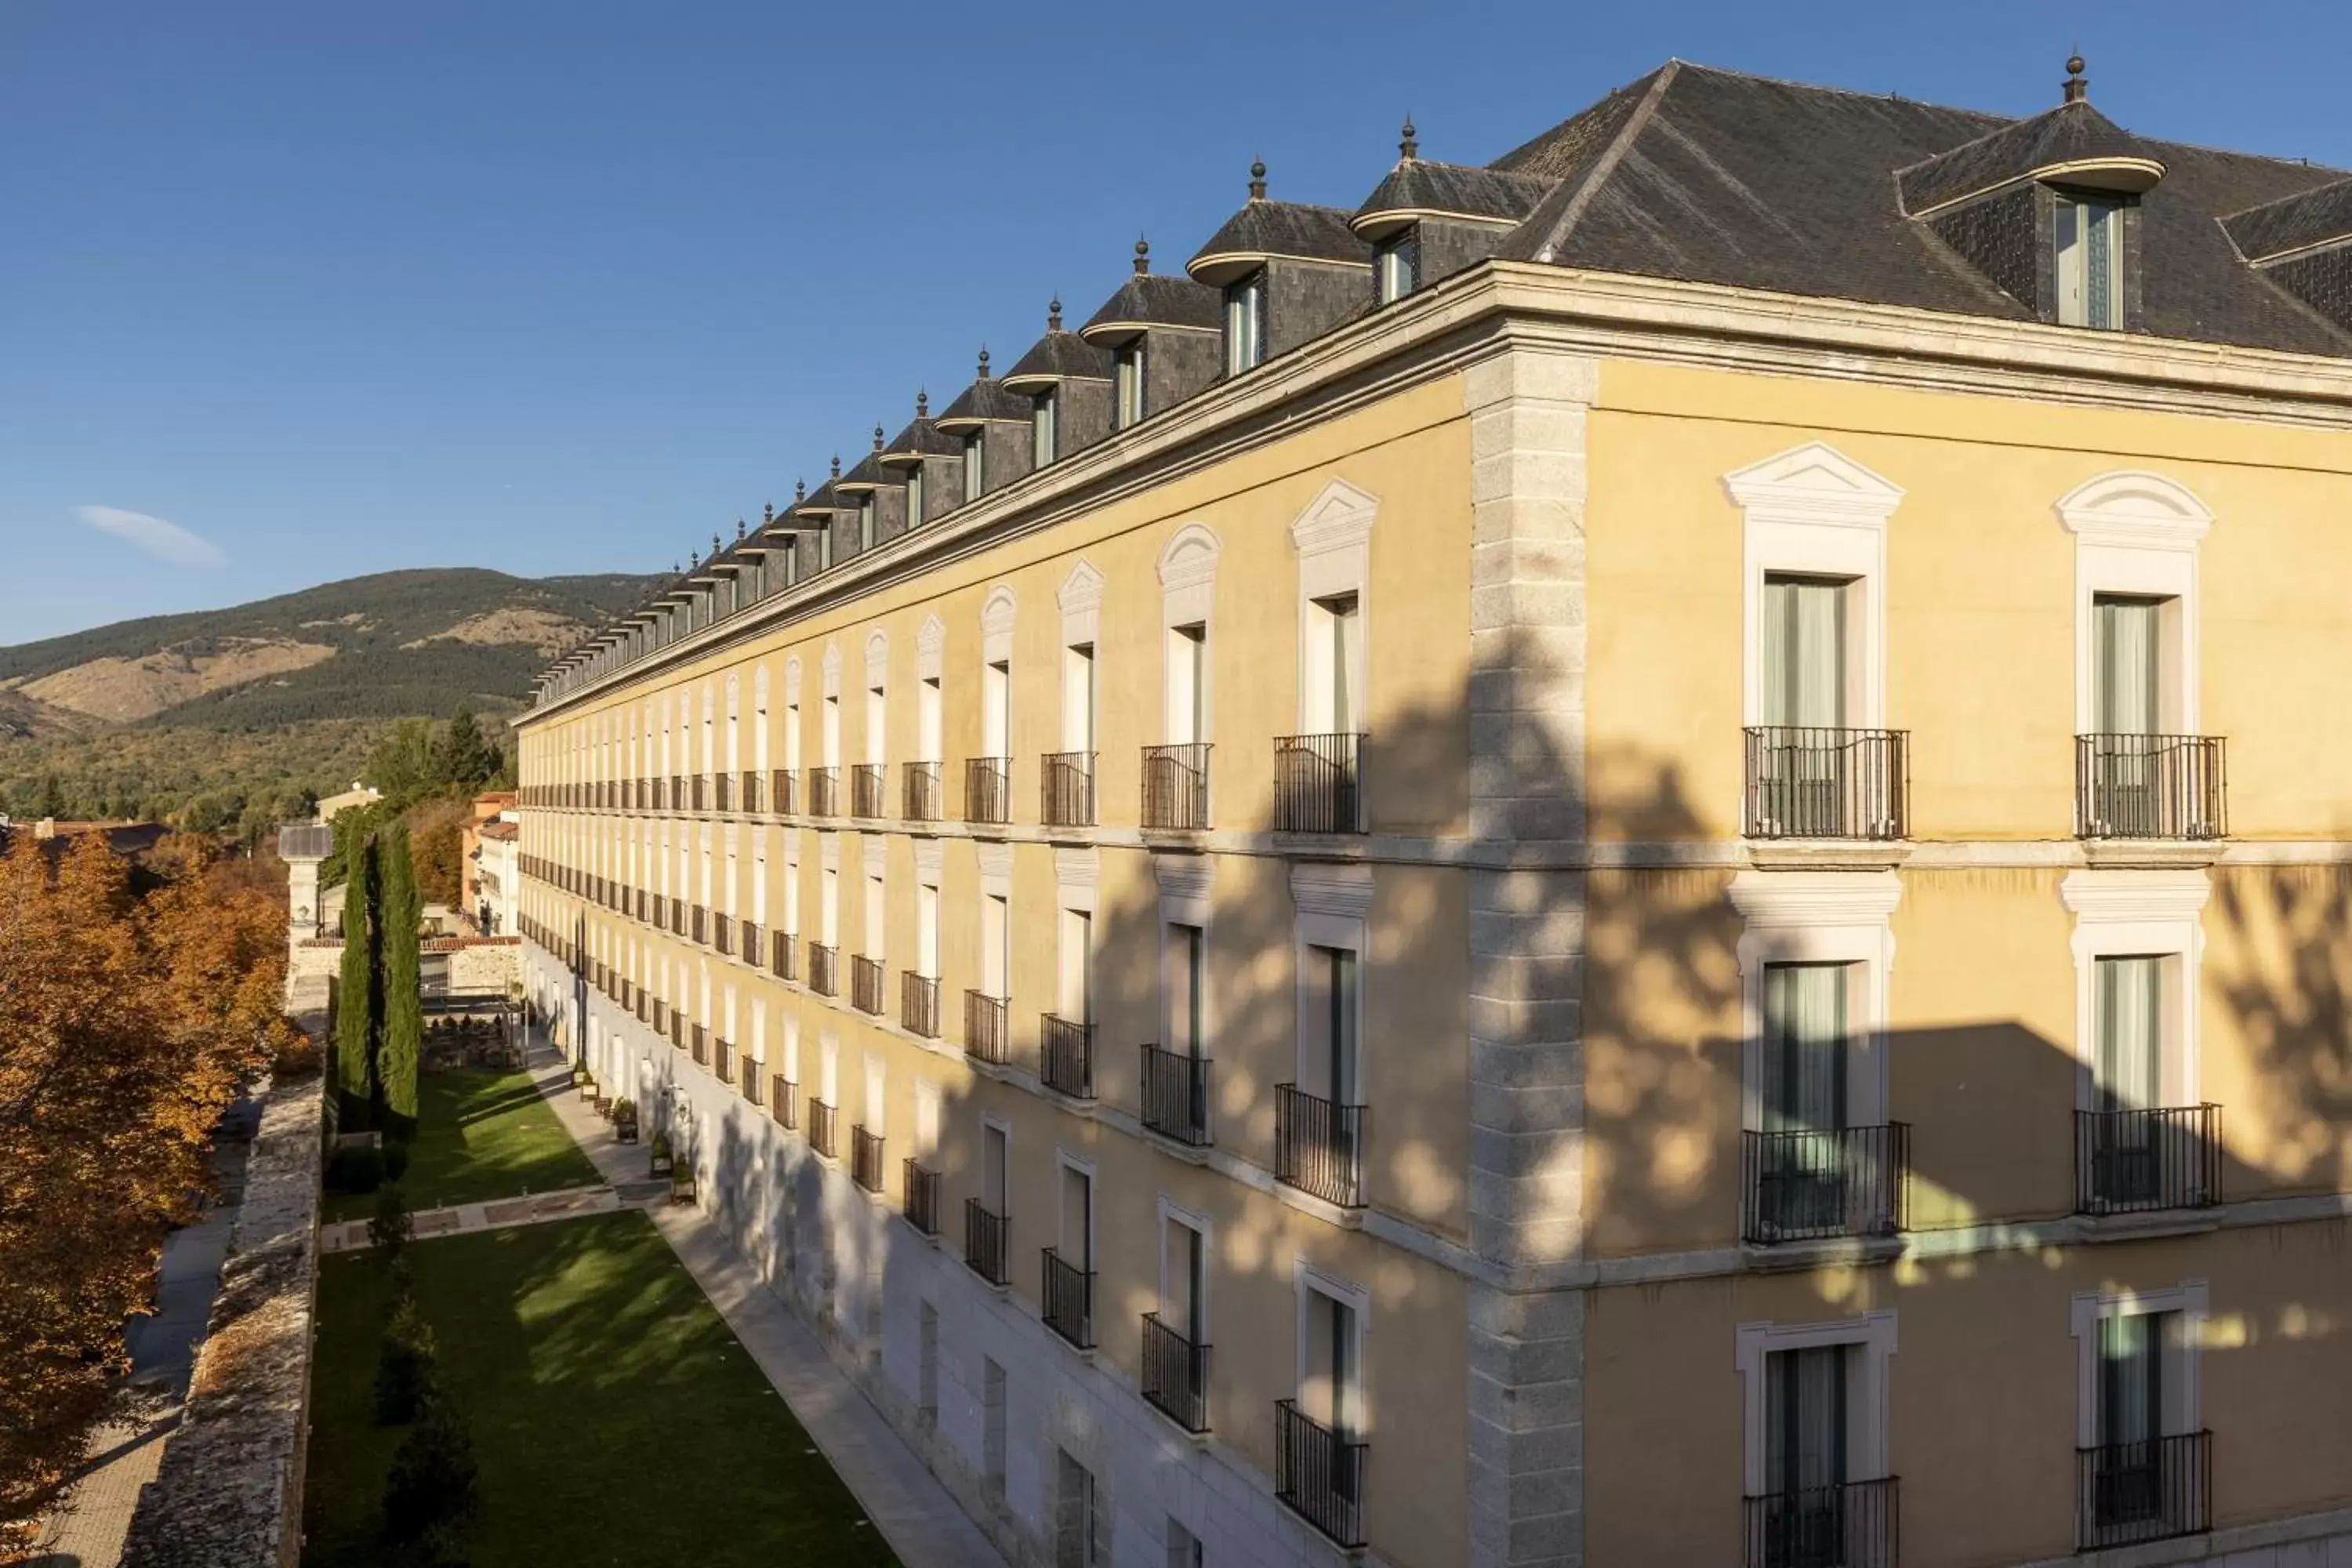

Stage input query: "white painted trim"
[
  {"left": 1726, "top": 441, "right": 1902, "bottom": 735},
  {"left": 1157, "top": 521, "right": 1221, "bottom": 629},
  {"left": 1728, "top": 870, "right": 1902, "bottom": 1131},
  {"left": 1152, "top": 851, "right": 1214, "bottom": 906},
  {"left": 1289, "top": 480, "right": 1377, "bottom": 735},
  {"left": 864, "top": 628, "right": 890, "bottom": 691},
  {"left": 1157, "top": 1196, "right": 1213, "bottom": 1336},
  {"left": 1290, "top": 862, "right": 1375, "bottom": 922},
  {"left": 913, "top": 838, "right": 942, "bottom": 884},
  {"left": 1293, "top": 1258, "right": 1373, "bottom": 1435},
  {"left": 1734, "top": 1311, "right": 1898, "bottom": 1496},
  {"left": 2060, "top": 869, "right": 2210, "bottom": 1111},
  {"left": 977, "top": 842, "right": 1013, "bottom": 901},
  {"left": 818, "top": 832, "right": 840, "bottom": 873},
  {"left": 821, "top": 642, "right": 842, "bottom": 700},
  {"left": 863, "top": 836, "right": 887, "bottom": 882},
  {"left": 1058, "top": 559, "right": 1105, "bottom": 649},
  {"left": 980, "top": 585, "right": 1018, "bottom": 666},
  {"left": 916, "top": 614, "right": 946, "bottom": 683},
  {"left": 1055, "top": 847, "right": 1100, "bottom": 914},
  {"left": 2069, "top": 1280, "right": 2209, "bottom": 1446},
  {"left": 1056, "top": 1145, "right": 1098, "bottom": 1266},
  {"left": 2059, "top": 472, "right": 2211, "bottom": 737}
]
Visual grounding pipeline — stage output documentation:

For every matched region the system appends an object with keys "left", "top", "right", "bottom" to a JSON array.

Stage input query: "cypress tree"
[
  {"left": 335, "top": 835, "right": 378, "bottom": 1127},
  {"left": 379, "top": 828, "right": 423, "bottom": 1140}
]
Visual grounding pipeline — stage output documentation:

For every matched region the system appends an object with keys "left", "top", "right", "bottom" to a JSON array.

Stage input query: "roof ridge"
[
  {"left": 1664, "top": 58, "right": 2014, "bottom": 124},
  {"left": 1526, "top": 60, "right": 1682, "bottom": 264},
  {"left": 1889, "top": 96, "right": 2128, "bottom": 181}
]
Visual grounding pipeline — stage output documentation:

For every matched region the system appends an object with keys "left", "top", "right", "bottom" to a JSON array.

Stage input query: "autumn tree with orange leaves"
[{"left": 0, "top": 832, "right": 303, "bottom": 1548}]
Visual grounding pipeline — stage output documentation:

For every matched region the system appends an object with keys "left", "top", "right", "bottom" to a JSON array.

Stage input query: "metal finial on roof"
[
  {"left": 794, "top": 478, "right": 806, "bottom": 504},
  {"left": 1134, "top": 235, "right": 1150, "bottom": 274},
  {"left": 2063, "top": 53, "right": 2088, "bottom": 103},
  {"left": 711, "top": 532, "right": 721, "bottom": 557},
  {"left": 873, "top": 423, "right": 884, "bottom": 451},
  {"left": 1248, "top": 158, "right": 1268, "bottom": 200},
  {"left": 1400, "top": 115, "right": 1418, "bottom": 161},
  {"left": 763, "top": 500, "right": 774, "bottom": 524},
  {"left": 916, "top": 388, "right": 928, "bottom": 418},
  {"left": 735, "top": 519, "right": 746, "bottom": 541},
  {"left": 1047, "top": 296, "right": 1063, "bottom": 331},
  {"left": 672, "top": 561, "right": 681, "bottom": 574},
  {"left": 830, "top": 453, "right": 840, "bottom": 479},
  {"left": 978, "top": 346, "right": 991, "bottom": 377}
]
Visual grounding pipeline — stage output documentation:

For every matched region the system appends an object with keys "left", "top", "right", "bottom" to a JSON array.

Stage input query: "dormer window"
[
  {"left": 858, "top": 495, "right": 877, "bottom": 552},
  {"left": 1376, "top": 230, "right": 1421, "bottom": 304},
  {"left": 1031, "top": 388, "right": 1058, "bottom": 466},
  {"left": 1224, "top": 271, "right": 1266, "bottom": 375},
  {"left": 906, "top": 464, "right": 924, "bottom": 529},
  {"left": 1113, "top": 344, "right": 1147, "bottom": 430},
  {"left": 819, "top": 524, "right": 835, "bottom": 571},
  {"left": 2054, "top": 192, "right": 2126, "bottom": 330},
  {"left": 963, "top": 431, "right": 985, "bottom": 501}
]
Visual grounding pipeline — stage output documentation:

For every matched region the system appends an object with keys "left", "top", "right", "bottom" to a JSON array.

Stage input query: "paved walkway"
[
  {"left": 28, "top": 1100, "right": 260, "bottom": 1568},
  {"left": 524, "top": 1038, "right": 1004, "bottom": 1568},
  {"left": 317, "top": 1179, "right": 643, "bottom": 1253}
]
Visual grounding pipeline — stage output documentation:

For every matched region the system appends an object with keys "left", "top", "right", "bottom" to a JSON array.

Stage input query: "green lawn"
[
  {"left": 325, "top": 1068, "right": 604, "bottom": 1221},
  {"left": 302, "top": 1211, "right": 899, "bottom": 1568}
]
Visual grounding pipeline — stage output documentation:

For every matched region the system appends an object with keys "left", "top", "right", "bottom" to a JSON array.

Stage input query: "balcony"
[
  {"left": 965, "top": 757, "right": 1012, "bottom": 826},
  {"left": 770, "top": 768, "right": 798, "bottom": 815},
  {"left": 670, "top": 775, "right": 685, "bottom": 811},
  {"left": 2076, "top": 734, "right": 2227, "bottom": 840},
  {"left": 964, "top": 1198, "right": 1009, "bottom": 1286},
  {"left": 1273, "top": 732, "right": 1364, "bottom": 833},
  {"left": 770, "top": 1075, "right": 797, "bottom": 1131},
  {"left": 850, "top": 955, "right": 886, "bottom": 1015},
  {"left": 1040, "top": 1015, "right": 1095, "bottom": 1099},
  {"left": 736, "top": 1053, "right": 759, "bottom": 1100},
  {"left": 1743, "top": 727, "right": 1909, "bottom": 840},
  {"left": 806, "top": 766, "right": 840, "bottom": 818},
  {"left": 902, "top": 761, "right": 943, "bottom": 823},
  {"left": 1139, "top": 1044, "right": 1212, "bottom": 1147},
  {"left": 1274, "top": 1400, "right": 1367, "bottom": 1548},
  {"left": 691, "top": 905, "right": 707, "bottom": 946},
  {"left": 714, "top": 913, "right": 734, "bottom": 957},
  {"left": 1040, "top": 751, "right": 1096, "bottom": 829},
  {"left": 1141, "top": 742, "right": 1211, "bottom": 830},
  {"left": 670, "top": 900, "right": 687, "bottom": 938},
  {"left": 808, "top": 942, "right": 838, "bottom": 998},
  {"left": 851, "top": 763, "right": 887, "bottom": 818},
  {"left": 851, "top": 1126, "right": 885, "bottom": 1193},
  {"left": 739, "top": 769, "right": 763, "bottom": 813},
  {"left": 669, "top": 1011, "right": 685, "bottom": 1051},
  {"left": 1740, "top": 1124, "right": 1911, "bottom": 1245},
  {"left": 1140, "top": 1313, "right": 1210, "bottom": 1432},
  {"left": 903, "top": 1160, "right": 940, "bottom": 1236},
  {"left": 771, "top": 927, "right": 797, "bottom": 982},
  {"left": 2075, "top": 1105, "right": 2222, "bottom": 1216},
  {"left": 690, "top": 1023, "right": 709, "bottom": 1068},
  {"left": 713, "top": 772, "right": 732, "bottom": 813},
  {"left": 2078, "top": 1432, "right": 2210, "bottom": 1550},
  {"left": 712, "top": 1036, "right": 734, "bottom": 1081},
  {"left": 690, "top": 775, "right": 707, "bottom": 812},
  {"left": 738, "top": 919, "right": 760, "bottom": 967},
  {"left": 1275, "top": 1083, "right": 1366, "bottom": 1208},
  {"left": 1743, "top": 1476, "right": 1899, "bottom": 1568},
  {"left": 652, "top": 999, "right": 670, "bottom": 1034},
  {"left": 902, "top": 972, "right": 941, "bottom": 1038},
  {"left": 964, "top": 991, "right": 1010, "bottom": 1065},
  {"left": 1040, "top": 1248, "right": 1095, "bottom": 1350},
  {"left": 808, "top": 1099, "right": 837, "bottom": 1160}
]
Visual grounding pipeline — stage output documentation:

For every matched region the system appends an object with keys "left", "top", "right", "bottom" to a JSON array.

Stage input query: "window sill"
[
  {"left": 2071, "top": 1207, "right": 2222, "bottom": 1244},
  {"left": 2078, "top": 838, "right": 2225, "bottom": 870},
  {"left": 1744, "top": 840, "right": 1912, "bottom": 872},
  {"left": 1272, "top": 1180, "right": 1366, "bottom": 1232},
  {"left": 1738, "top": 1233, "right": 1905, "bottom": 1274}
]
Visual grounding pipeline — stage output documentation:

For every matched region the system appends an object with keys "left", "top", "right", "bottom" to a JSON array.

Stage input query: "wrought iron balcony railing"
[
  {"left": 902, "top": 972, "right": 940, "bottom": 1038},
  {"left": 1275, "top": 1400, "right": 1367, "bottom": 1548},
  {"left": 1743, "top": 726, "right": 1909, "bottom": 840},
  {"left": 771, "top": 927, "right": 797, "bottom": 982},
  {"left": 1142, "top": 742, "right": 1211, "bottom": 830},
  {"left": 807, "top": 942, "right": 838, "bottom": 997},
  {"left": 770, "top": 1075, "right": 797, "bottom": 1131},
  {"left": 965, "top": 757, "right": 1011, "bottom": 826},
  {"left": 770, "top": 767, "right": 798, "bottom": 815},
  {"left": 964, "top": 991, "right": 1010, "bottom": 1065},
  {"left": 851, "top": 763, "right": 887, "bottom": 818},
  {"left": 2075, "top": 1105, "right": 2222, "bottom": 1215},
  {"left": 1139, "top": 1044, "right": 1212, "bottom": 1146},
  {"left": 736, "top": 1052, "right": 759, "bottom": 1100},
  {"left": 1740, "top": 1123, "right": 1911, "bottom": 1244},
  {"left": 1040, "top": 750, "right": 1096, "bottom": 828},
  {"left": 806, "top": 766, "right": 840, "bottom": 818},
  {"left": 902, "top": 1160, "right": 939, "bottom": 1236},
  {"left": 690, "top": 1023, "right": 708, "bottom": 1067},
  {"left": 850, "top": 954, "right": 886, "bottom": 1015},
  {"left": 1273, "top": 732, "right": 1364, "bottom": 833},
  {"left": 2078, "top": 1432, "right": 2210, "bottom": 1550},
  {"left": 1743, "top": 1476, "right": 1899, "bottom": 1568},
  {"left": 2076, "top": 734, "right": 2227, "bottom": 840},
  {"left": 1041, "top": 1247, "right": 1095, "bottom": 1349},
  {"left": 964, "top": 1198, "right": 1009, "bottom": 1286},
  {"left": 808, "top": 1099, "right": 837, "bottom": 1160},
  {"left": 713, "top": 913, "right": 733, "bottom": 957},
  {"left": 902, "top": 760, "right": 942, "bottom": 822},
  {"left": 1141, "top": 1312, "right": 1210, "bottom": 1432},
  {"left": 1040, "top": 1014, "right": 1095, "bottom": 1099},
  {"left": 1276, "top": 1083, "right": 1366, "bottom": 1207},
  {"left": 851, "top": 1126, "right": 885, "bottom": 1192}
]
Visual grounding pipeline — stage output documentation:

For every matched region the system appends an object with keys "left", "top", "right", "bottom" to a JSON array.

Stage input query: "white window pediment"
[
  {"left": 1058, "top": 560, "right": 1105, "bottom": 648},
  {"left": 864, "top": 630, "right": 890, "bottom": 689},
  {"left": 1158, "top": 523, "right": 1222, "bottom": 629},
  {"left": 917, "top": 614, "right": 946, "bottom": 683},
  {"left": 1289, "top": 480, "right": 1377, "bottom": 603},
  {"left": 2057, "top": 470, "right": 2211, "bottom": 736},
  {"left": 820, "top": 643, "right": 842, "bottom": 699},
  {"left": 1724, "top": 441, "right": 1905, "bottom": 525},
  {"left": 981, "top": 585, "right": 1018, "bottom": 666},
  {"left": 784, "top": 656, "right": 802, "bottom": 704},
  {"left": 2056, "top": 471, "right": 2212, "bottom": 548}
]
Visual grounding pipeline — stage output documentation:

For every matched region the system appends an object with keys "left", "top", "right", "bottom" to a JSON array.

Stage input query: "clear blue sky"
[{"left": 5, "top": 0, "right": 2347, "bottom": 644}]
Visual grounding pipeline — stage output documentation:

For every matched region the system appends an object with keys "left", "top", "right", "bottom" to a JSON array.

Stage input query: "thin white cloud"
[{"left": 75, "top": 505, "right": 224, "bottom": 568}]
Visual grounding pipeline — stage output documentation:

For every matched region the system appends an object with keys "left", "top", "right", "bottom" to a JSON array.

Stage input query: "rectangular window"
[
  {"left": 1162, "top": 1214, "right": 1206, "bottom": 1338},
  {"left": 1055, "top": 1450, "right": 1100, "bottom": 1568},
  {"left": 1059, "top": 1162, "right": 1092, "bottom": 1267},
  {"left": 1765, "top": 1345, "right": 1848, "bottom": 1499},
  {"left": 2099, "top": 1311, "right": 2165, "bottom": 1446},
  {"left": 866, "top": 681, "right": 886, "bottom": 767},
  {"left": 1760, "top": 575, "right": 1849, "bottom": 729},
  {"left": 1058, "top": 908, "right": 1094, "bottom": 1023},
  {"left": 1761, "top": 964, "right": 1850, "bottom": 1134},
  {"left": 1167, "top": 622, "right": 1207, "bottom": 744},
  {"left": 858, "top": 495, "right": 876, "bottom": 552},
  {"left": 1376, "top": 230, "right": 1420, "bottom": 303},
  {"left": 1032, "top": 389, "right": 1058, "bottom": 467},
  {"left": 821, "top": 866, "right": 839, "bottom": 946},
  {"left": 1063, "top": 643, "right": 1097, "bottom": 752},
  {"left": 920, "top": 675, "right": 942, "bottom": 763},
  {"left": 982, "top": 1120, "right": 1009, "bottom": 1211},
  {"left": 820, "top": 523, "right": 835, "bottom": 570},
  {"left": 2056, "top": 193, "right": 2126, "bottom": 330},
  {"left": 1223, "top": 273, "right": 1265, "bottom": 374},
  {"left": 982, "top": 893, "right": 1010, "bottom": 997},
  {"left": 1114, "top": 343, "right": 1147, "bottom": 428},
  {"left": 1300, "top": 1288, "right": 1361, "bottom": 1437},
  {"left": 1302, "top": 945, "right": 1360, "bottom": 1105},
  {"left": 984, "top": 659, "right": 1012, "bottom": 757},
  {"left": 2094, "top": 955, "right": 2164, "bottom": 1112},
  {"left": 906, "top": 464, "right": 924, "bottom": 528},
  {"left": 917, "top": 882, "right": 940, "bottom": 979},
  {"left": 1304, "top": 592, "right": 1362, "bottom": 735},
  {"left": 1169, "top": 923, "right": 1204, "bottom": 1057},
  {"left": 2093, "top": 595, "right": 2163, "bottom": 735},
  {"left": 822, "top": 693, "right": 841, "bottom": 768},
  {"left": 865, "top": 873, "right": 884, "bottom": 960},
  {"left": 918, "top": 1301, "right": 939, "bottom": 1424},
  {"left": 964, "top": 432, "right": 985, "bottom": 501}
]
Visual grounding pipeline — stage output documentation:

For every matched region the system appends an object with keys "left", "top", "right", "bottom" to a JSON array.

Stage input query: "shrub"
[
  {"left": 611, "top": 1097, "right": 636, "bottom": 1123},
  {"left": 381, "top": 1140, "right": 412, "bottom": 1184},
  {"left": 368, "top": 1183, "right": 412, "bottom": 1257},
  {"left": 327, "top": 1144, "right": 383, "bottom": 1195},
  {"left": 648, "top": 1131, "right": 671, "bottom": 1161},
  {"left": 382, "top": 1393, "right": 477, "bottom": 1543},
  {"left": 373, "top": 1298, "right": 437, "bottom": 1425}
]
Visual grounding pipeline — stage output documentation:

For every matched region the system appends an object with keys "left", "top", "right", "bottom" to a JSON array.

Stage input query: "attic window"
[
  {"left": 962, "top": 431, "right": 985, "bottom": 501},
  {"left": 1224, "top": 271, "right": 1266, "bottom": 375},
  {"left": 2055, "top": 192, "right": 2126, "bottom": 330},
  {"left": 1031, "top": 387, "right": 1058, "bottom": 466},
  {"left": 1376, "top": 230, "right": 1420, "bottom": 304},
  {"left": 906, "top": 463, "right": 924, "bottom": 530},
  {"left": 1113, "top": 343, "right": 1147, "bottom": 429},
  {"left": 857, "top": 495, "right": 877, "bottom": 552}
]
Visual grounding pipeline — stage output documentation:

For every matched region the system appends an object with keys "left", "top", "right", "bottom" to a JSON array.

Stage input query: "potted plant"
[
  {"left": 670, "top": 1160, "right": 695, "bottom": 1204},
  {"left": 572, "top": 1058, "right": 593, "bottom": 1089},
  {"left": 648, "top": 1130, "right": 673, "bottom": 1176},
  {"left": 612, "top": 1098, "right": 639, "bottom": 1144}
]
